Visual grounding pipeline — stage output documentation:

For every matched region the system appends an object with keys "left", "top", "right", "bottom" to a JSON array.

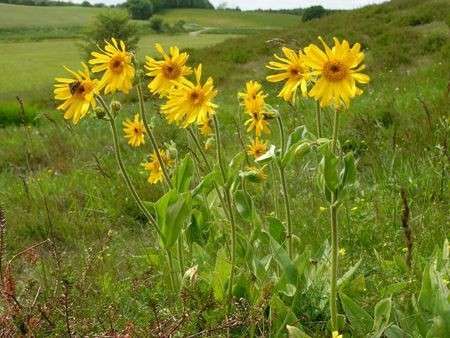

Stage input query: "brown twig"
[{"left": 400, "top": 188, "right": 413, "bottom": 268}]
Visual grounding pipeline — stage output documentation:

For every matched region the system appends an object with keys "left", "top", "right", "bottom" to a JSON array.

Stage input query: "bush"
[
  {"left": 302, "top": 5, "right": 326, "bottom": 22},
  {"left": 79, "top": 11, "right": 139, "bottom": 58},
  {"left": 149, "top": 16, "right": 164, "bottom": 33},
  {"left": 126, "top": 0, "right": 153, "bottom": 20}
]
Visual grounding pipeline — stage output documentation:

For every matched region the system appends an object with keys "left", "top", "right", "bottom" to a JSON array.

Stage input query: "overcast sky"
[{"left": 209, "top": 0, "right": 387, "bottom": 10}]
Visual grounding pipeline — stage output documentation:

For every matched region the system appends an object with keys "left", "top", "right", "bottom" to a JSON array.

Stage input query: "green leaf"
[
  {"left": 192, "top": 170, "right": 219, "bottom": 196},
  {"left": 212, "top": 247, "right": 232, "bottom": 301},
  {"left": 320, "top": 151, "right": 339, "bottom": 192},
  {"left": 338, "top": 258, "right": 362, "bottom": 289},
  {"left": 269, "top": 234, "right": 298, "bottom": 285},
  {"left": 173, "top": 154, "right": 194, "bottom": 193},
  {"left": 339, "top": 292, "right": 373, "bottom": 335},
  {"left": 384, "top": 325, "right": 411, "bottom": 338},
  {"left": 267, "top": 216, "right": 285, "bottom": 245},
  {"left": 256, "top": 144, "right": 276, "bottom": 164},
  {"left": 286, "top": 325, "right": 312, "bottom": 338},
  {"left": 155, "top": 190, "right": 192, "bottom": 249},
  {"left": 234, "top": 190, "right": 255, "bottom": 223},
  {"left": 281, "top": 141, "right": 310, "bottom": 167},
  {"left": 371, "top": 298, "right": 392, "bottom": 337},
  {"left": 339, "top": 152, "right": 357, "bottom": 188},
  {"left": 186, "top": 209, "right": 209, "bottom": 246}
]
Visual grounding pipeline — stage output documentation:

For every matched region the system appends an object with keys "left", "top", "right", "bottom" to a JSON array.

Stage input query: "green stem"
[
  {"left": 136, "top": 83, "right": 173, "bottom": 189},
  {"left": 276, "top": 115, "right": 293, "bottom": 259},
  {"left": 330, "top": 109, "right": 340, "bottom": 331},
  {"left": 316, "top": 101, "right": 322, "bottom": 138},
  {"left": 177, "top": 236, "right": 185, "bottom": 278},
  {"left": 212, "top": 115, "right": 236, "bottom": 315},
  {"left": 166, "top": 248, "right": 176, "bottom": 292},
  {"left": 98, "top": 96, "right": 161, "bottom": 238}
]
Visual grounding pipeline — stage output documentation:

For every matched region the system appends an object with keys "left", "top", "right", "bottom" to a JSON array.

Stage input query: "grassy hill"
[{"left": 0, "top": 0, "right": 449, "bottom": 336}]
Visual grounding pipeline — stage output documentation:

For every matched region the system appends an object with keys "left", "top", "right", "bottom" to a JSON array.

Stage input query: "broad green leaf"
[
  {"left": 173, "top": 154, "right": 194, "bottom": 192},
  {"left": 281, "top": 141, "right": 310, "bottom": 167},
  {"left": 212, "top": 247, "right": 232, "bottom": 301},
  {"left": 339, "top": 152, "right": 357, "bottom": 188},
  {"left": 234, "top": 189, "right": 255, "bottom": 223},
  {"left": 280, "top": 283, "right": 297, "bottom": 297},
  {"left": 286, "top": 325, "right": 312, "bottom": 338},
  {"left": 371, "top": 298, "right": 392, "bottom": 337},
  {"left": 339, "top": 292, "right": 373, "bottom": 335},
  {"left": 156, "top": 190, "right": 192, "bottom": 249},
  {"left": 384, "top": 325, "right": 411, "bottom": 338},
  {"left": 269, "top": 235, "right": 298, "bottom": 285},
  {"left": 267, "top": 216, "right": 285, "bottom": 245},
  {"left": 320, "top": 151, "right": 339, "bottom": 192},
  {"left": 192, "top": 170, "right": 219, "bottom": 196},
  {"left": 338, "top": 258, "right": 362, "bottom": 289},
  {"left": 186, "top": 209, "right": 209, "bottom": 246},
  {"left": 256, "top": 144, "right": 276, "bottom": 164},
  {"left": 270, "top": 295, "right": 297, "bottom": 336}
]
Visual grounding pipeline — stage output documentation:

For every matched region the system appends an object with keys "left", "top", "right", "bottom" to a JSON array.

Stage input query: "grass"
[
  {"left": 0, "top": 0, "right": 449, "bottom": 336},
  {"left": 0, "top": 33, "right": 240, "bottom": 103}
]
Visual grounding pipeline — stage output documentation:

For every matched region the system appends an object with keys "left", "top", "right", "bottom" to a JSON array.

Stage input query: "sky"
[{"left": 209, "top": 0, "right": 387, "bottom": 10}]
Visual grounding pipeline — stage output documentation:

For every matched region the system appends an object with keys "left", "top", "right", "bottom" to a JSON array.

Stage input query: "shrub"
[
  {"left": 302, "top": 5, "right": 326, "bottom": 22},
  {"left": 79, "top": 11, "right": 139, "bottom": 58},
  {"left": 149, "top": 16, "right": 164, "bottom": 33},
  {"left": 126, "top": 0, "right": 154, "bottom": 20},
  {"left": 422, "top": 32, "right": 448, "bottom": 54}
]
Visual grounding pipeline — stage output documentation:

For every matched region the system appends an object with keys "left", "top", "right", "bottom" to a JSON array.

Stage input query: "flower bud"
[
  {"left": 110, "top": 100, "right": 122, "bottom": 114},
  {"left": 94, "top": 106, "right": 106, "bottom": 119}
]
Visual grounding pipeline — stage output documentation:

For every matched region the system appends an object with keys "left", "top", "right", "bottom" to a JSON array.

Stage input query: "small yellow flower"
[
  {"left": 266, "top": 47, "right": 310, "bottom": 103},
  {"left": 247, "top": 138, "right": 268, "bottom": 158},
  {"left": 89, "top": 38, "right": 135, "bottom": 94},
  {"left": 142, "top": 150, "right": 174, "bottom": 184},
  {"left": 123, "top": 114, "right": 145, "bottom": 147},
  {"left": 319, "top": 206, "right": 327, "bottom": 212},
  {"left": 332, "top": 331, "right": 343, "bottom": 338},
  {"left": 198, "top": 118, "right": 213, "bottom": 136},
  {"left": 244, "top": 110, "right": 271, "bottom": 136},
  {"left": 161, "top": 64, "right": 217, "bottom": 128},
  {"left": 246, "top": 165, "right": 268, "bottom": 182},
  {"left": 303, "top": 37, "right": 370, "bottom": 107},
  {"left": 145, "top": 43, "right": 192, "bottom": 97},
  {"left": 339, "top": 248, "right": 346, "bottom": 256},
  {"left": 238, "top": 80, "right": 267, "bottom": 113},
  {"left": 54, "top": 63, "right": 99, "bottom": 124}
]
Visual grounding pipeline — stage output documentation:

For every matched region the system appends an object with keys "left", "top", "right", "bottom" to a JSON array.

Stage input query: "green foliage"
[
  {"left": 149, "top": 15, "right": 164, "bottom": 32},
  {"left": 0, "top": 101, "right": 38, "bottom": 126},
  {"left": 126, "top": 0, "right": 153, "bottom": 20},
  {"left": 302, "top": 5, "right": 327, "bottom": 22},
  {"left": 79, "top": 10, "right": 139, "bottom": 58}
]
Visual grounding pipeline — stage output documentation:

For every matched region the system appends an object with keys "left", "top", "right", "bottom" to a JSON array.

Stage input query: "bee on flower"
[
  {"left": 145, "top": 43, "right": 192, "bottom": 97},
  {"left": 89, "top": 38, "right": 135, "bottom": 94},
  {"left": 54, "top": 63, "right": 99, "bottom": 124},
  {"left": 303, "top": 37, "right": 370, "bottom": 107},
  {"left": 247, "top": 137, "right": 268, "bottom": 158},
  {"left": 142, "top": 150, "right": 174, "bottom": 184},
  {"left": 123, "top": 114, "right": 145, "bottom": 147},
  {"left": 161, "top": 64, "right": 217, "bottom": 128},
  {"left": 266, "top": 47, "right": 311, "bottom": 103}
]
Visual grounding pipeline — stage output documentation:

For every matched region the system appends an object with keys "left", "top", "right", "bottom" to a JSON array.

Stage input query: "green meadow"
[{"left": 0, "top": 0, "right": 449, "bottom": 336}]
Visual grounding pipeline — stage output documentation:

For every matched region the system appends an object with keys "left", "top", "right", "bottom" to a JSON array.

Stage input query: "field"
[{"left": 0, "top": 0, "right": 449, "bottom": 336}]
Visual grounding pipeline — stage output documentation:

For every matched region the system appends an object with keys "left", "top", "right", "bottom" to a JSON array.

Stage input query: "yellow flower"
[
  {"left": 54, "top": 63, "right": 98, "bottom": 124},
  {"left": 199, "top": 118, "right": 213, "bottom": 136},
  {"left": 245, "top": 165, "right": 268, "bottom": 182},
  {"left": 145, "top": 43, "right": 192, "bottom": 97},
  {"left": 238, "top": 80, "right": 267, "bottom": 113},
  {"left": 247, "top": 138, "right": 268, "bottom": 158},
  {"left": 245, "top": 110, "right": 270, "bottom": 136},
  {"left": 89, "top": 38, "right": 135, "bottom": 94},
  {"left": 161, "top": 64, "right": 217, "bottom": 128},
  {"left": 303, "top": 37, "right": 370, "bottom": 107},
  {"left": 142, "top": 150, "right": 174, "bottom": 184},
  {"left": 123, "top": 114, "right": 145, "bottom": 147},
  {"left": 332, "top": 331, "right": 342, "bottom": 338},
  {"left": 266, "top": 47, "right": 310, "bottom": 103}
]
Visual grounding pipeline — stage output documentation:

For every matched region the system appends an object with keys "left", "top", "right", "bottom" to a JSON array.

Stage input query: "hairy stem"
[{"left": 316, "top": 101, "right": 322, "bottom": 138}]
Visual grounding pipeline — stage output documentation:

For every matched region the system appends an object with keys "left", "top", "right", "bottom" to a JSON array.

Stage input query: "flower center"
[
  {"left": 162, "top": 62, "right": 181, "bottom": 79},
  {"left": 323, "top": 60, "right": 348, "bottom": 82},
  {"left": 189, "top": 89, "right": 204, "bottom": 105},
  {"left": 110, "top": 55, "right": 125, "bottom": 74},
  {"left": 288, "top": 66, "right": 302, "bottom": 79}
]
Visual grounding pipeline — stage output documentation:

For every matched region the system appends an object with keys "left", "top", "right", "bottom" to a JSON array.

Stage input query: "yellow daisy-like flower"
[
  {"left": 145, "top": 43, "right": 192, "bottom": 97},
  {"left": 54, "top": 63, "right": 98, "bottom": 124},
  {"left": 238, "top": 80, "right": 267, "bottom": 113},
  {"left": 89, "top": 38, "right": 135, "bottom": 94},
  {"left": 123, "top": 114, "right": 145, "bottom": 147},
  {"left": 332, "top": 331, "right": 343, "bottom": 338},
  {"left": 199, "top": 118, "right": 213, "bottom": 136},
  {"left": 245, "top": 110, "right": 270, "bottom": 137},
  {"left": 266, "top": 47, "right": 310, "bottom": 103},
  {"left": 247, "top": 138, "right": 268, "bottom": 158},
  {"left": 161, "top": 64, "right": 218, "bottom": 128},
  {"left": 303, "top": 37, "right": 370, "bottom": 107},
  {"left": 142, "top": 150, "right": 174, "bottom": 184}
]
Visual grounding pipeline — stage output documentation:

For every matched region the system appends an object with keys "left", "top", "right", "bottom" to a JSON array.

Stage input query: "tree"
[
  {"left": 302, "top": 5, "right": 327, "bottom": 22},
  {"left": 126, "top": 0, "right": 154, "bottom": 20},
  {"left": 79, "top": 11, "right": 139, "bottom": 58}
]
